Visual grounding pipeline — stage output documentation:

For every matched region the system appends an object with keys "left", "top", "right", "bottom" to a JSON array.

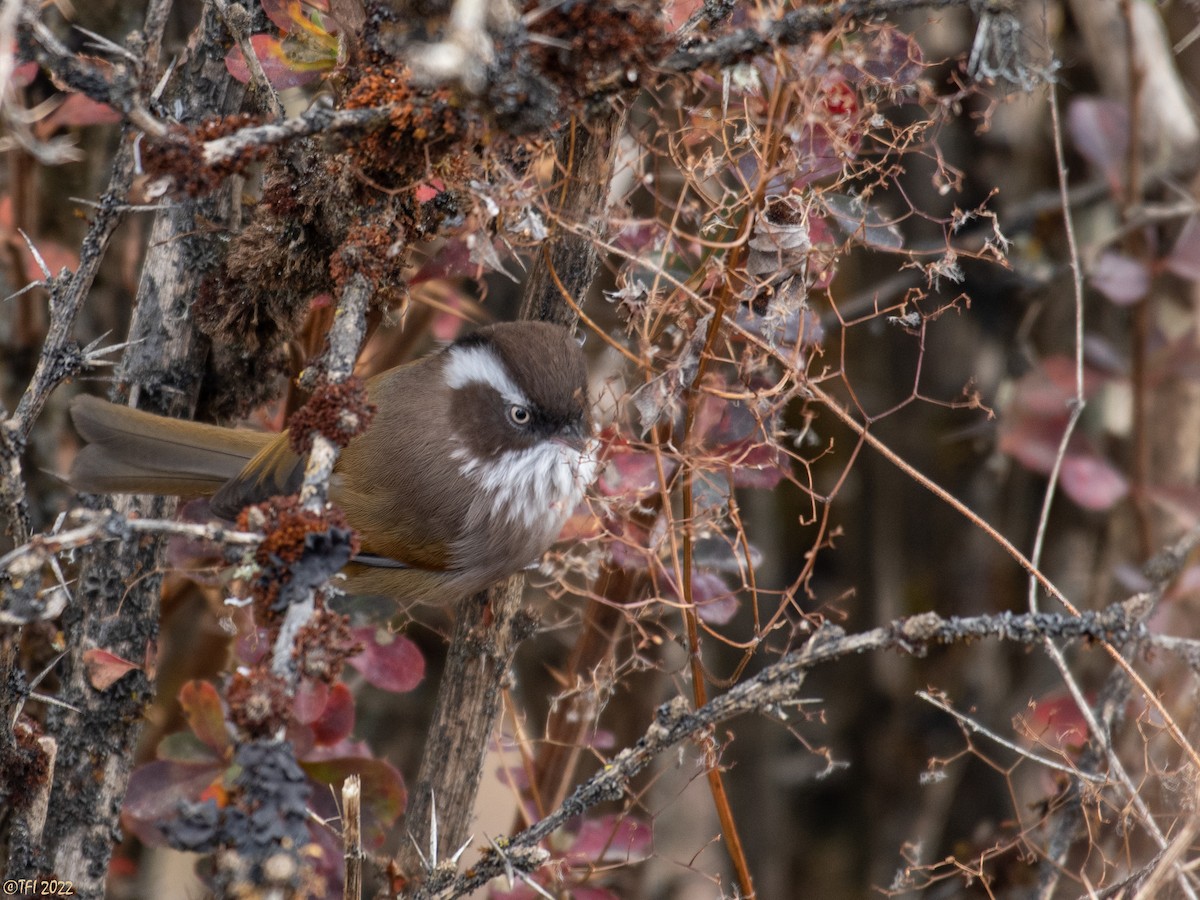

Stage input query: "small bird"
[{"left": 69, "top": 321, "right": 598, "bottom": 605}]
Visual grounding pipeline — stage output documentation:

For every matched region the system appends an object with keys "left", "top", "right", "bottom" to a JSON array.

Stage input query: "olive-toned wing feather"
[{"left": 209, "top": 433, "right": 306, "bottom": 519}]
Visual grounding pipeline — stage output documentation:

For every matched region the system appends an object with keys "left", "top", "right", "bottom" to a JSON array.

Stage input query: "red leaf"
[
  {"left": 261, "top": 0, "right": 298, "bottom": 31},
  {"left": 300, "top": 757, "right": 406, "bottom": 837},
  {"left": 261, "top": 0, "right": 333, "bottom": 32},
  {"left": 225, "top": 35, "right": 324, "bottom": 88},
  {"left": 293, "top": 678, "right": 329, "bottom": 725},
  {"left": 13, "top": 60, "right": 38, "bottom": 87},
  {"left": 565, "top": 815, "right": 653, "bottom": 865},
  {"left": 348, "top": 628, "right": 425, "bottom": 693},
  {"left": 0, "top": 196, "right": 81, "bottom": 276},
  {"left": 311, "top": 682, "right": 355, "bottom": 745},
  {"left": 410, "top": 238, "right": 473, "bottom": 285},
  {"left": 1165, "top": 216, "right": 1200, "bottom": 282},
  {"left": 414, "top": 178, "right": 445, "bottom": 203},
  {"left": 555, "top": 500, "right": 603, "bottom": 543},
  {"left": 1059, "top": 453, "right": 1128, "bottom": 511},
  {"left": 82, "top": 648, "right": 140, "bottom": 690},
  {"left": 1022, "top": 692, "right": 1090, "bottom": 756},
  {"left": 1089, "top": 251, "right": 1149, "bottom": 305},
  {"left": 998, "top": 413, "right": 1065, "bottom": 476},
  {"left": 179, "top": 680, "right": 231, "bottom": 755},
  {"left": 38, "top": 93, "right": 120, "bottom": 130}
]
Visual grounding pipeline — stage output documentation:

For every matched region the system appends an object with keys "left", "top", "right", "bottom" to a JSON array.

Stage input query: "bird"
[{"left": 68, "top": 320, "right": 598, "bottom": 605}]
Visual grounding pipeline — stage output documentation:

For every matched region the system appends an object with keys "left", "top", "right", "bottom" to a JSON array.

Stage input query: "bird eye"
[{"left": 508, "top": 404, "right": 531, "bottom": 426}]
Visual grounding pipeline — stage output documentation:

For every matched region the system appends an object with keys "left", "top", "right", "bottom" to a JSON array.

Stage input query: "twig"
[
  {"left": 16, "top": 9, "right": 167, "bottom": 137},
  {"left": 1027, "top": 78, "right": 1086, "bottom": 618},
  {"left": 211, "top": 0, "right": 283, "bottom": 119},
  {"left": 343, "top": 775, "right": 363, "bottom": 900},
  {"left": 0, "top": 507, "right": 262, "bottom": 578},
  {"left": 200, "top": 104, "right": 386, "bottom": 169},
  {"left": 663, "top": 0, "right": 971, "bottom": 73},
  {"left": 297, "top": 272, "right": 371, "bottom": 511},
  {"left": 917, "top": 690, "right": 1105, "bottom": 782},
  {"left": 29, "top": 0, "right": 256, "bottom": 889},
  {"left": 1031, "top": 75, "right": 1200, "bottom": 900}
]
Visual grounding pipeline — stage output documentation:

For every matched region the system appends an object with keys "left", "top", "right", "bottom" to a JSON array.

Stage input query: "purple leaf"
[
  {"left": 1165, "top": 216, "right": 1200, "bottom": 282},
  {"left": 597, "top": 447, "right": 672, "bottom": 499},
  {"left": 1090, "top": 251, "right": 1150, "bottom": 305},
  {"left": 1067, "top": 98, "right": 1129, "bottom": 194},
  {"left": 123, "top": 760, "right": 223, "bottom": 845},
  {"left": 1060, "top": 453, "right": 1129, "bottom": 511},
  {"left": 693, "top": 571, "right": 739, "bottom": 624},
  {"left": 822, "top": 193, "right": 903, "bottom": 250},
  {"left": 348, "top": 627, "right": 425, "bottom": 693},
  {"left": 842, "top": 27, "right": 925, "bottom": 87},
  {"left": 157, "top": 731, "right": 223, "bottom": 764}
]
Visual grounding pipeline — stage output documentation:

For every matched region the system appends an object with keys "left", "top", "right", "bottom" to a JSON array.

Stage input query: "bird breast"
[{"left": 452, "top": 437, "right": 598, "bottom": 575}]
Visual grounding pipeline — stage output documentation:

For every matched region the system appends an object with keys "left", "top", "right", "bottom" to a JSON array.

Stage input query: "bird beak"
[{"left": 558, "top": 419, "right": 590, "bottom": 451}]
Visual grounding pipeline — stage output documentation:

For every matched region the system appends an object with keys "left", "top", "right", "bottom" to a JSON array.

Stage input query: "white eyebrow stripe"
[{"left": 444, "top": 344, "right": 529, "bottom": 407}]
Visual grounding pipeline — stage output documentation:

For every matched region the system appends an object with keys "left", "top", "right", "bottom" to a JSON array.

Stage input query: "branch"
[
  {"left": 0, "top": 509, "right": 262, "bottom": 623},
  {"left": 663, "top": 0, "right": 975, "bottom": 73},
  {"left": 411, "top": 598, "right": 1174, "bottom": 899},
  {"left": 271, "top": 272, "right": 370, "bottom": 682}
]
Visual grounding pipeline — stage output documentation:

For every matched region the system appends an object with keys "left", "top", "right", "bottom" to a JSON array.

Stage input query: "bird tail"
[{"left": 68, "top": 395, "right": 274, "bottom": 497}]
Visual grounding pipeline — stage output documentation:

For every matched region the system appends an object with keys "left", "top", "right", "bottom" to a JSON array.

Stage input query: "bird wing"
[{"left": 209, "top": 432, "right": 306, "bottom": 519}]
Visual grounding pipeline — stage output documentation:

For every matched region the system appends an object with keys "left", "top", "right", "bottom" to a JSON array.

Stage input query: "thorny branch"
[
  {"left": 15, "top": 7, "right": 166, "bottom": 138},
  {"left": 409, "top": 595, "right": 1196, "bottom": 900},
  {"left": 0, "top": 508, "right": 262, "bottom": 615},
  {"left": 0, "top": 145, "right": 139, "bottom": 546},
  {"left": 663, "top": 0, "right": 975, "bottom": 72}
]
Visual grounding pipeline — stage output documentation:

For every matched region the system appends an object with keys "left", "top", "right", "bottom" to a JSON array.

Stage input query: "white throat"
[{"left": 452, "top": 439, "right": 599, "bottom": 566}]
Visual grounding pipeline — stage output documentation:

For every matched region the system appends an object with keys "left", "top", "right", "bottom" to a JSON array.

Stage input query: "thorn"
[
  {"left": 16, "top": 229, "right": 52, "bottom": 279},
  {"left": 407, "top": 831, "right": 430, "bottom": 872},
  {"left": 450, "top": 834, "right": 473, "bottom": 865},
  {"left": 519, "top": 872, "right": 556, "bottom": 900},
  {"left": 28, "top": 691, "right": 80, "bottom": 714},
  {"left": 28, "top": 650, "right": 68, "bottom": 692},
  {"left": 72, "top": 25, "right": 140, "bottom": 61},
  {"left": 3, "top": 281, "right": 45, "bottom": 303},
  {"left": 485, "top": 833, "right": 516, "bottom": 890}
]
